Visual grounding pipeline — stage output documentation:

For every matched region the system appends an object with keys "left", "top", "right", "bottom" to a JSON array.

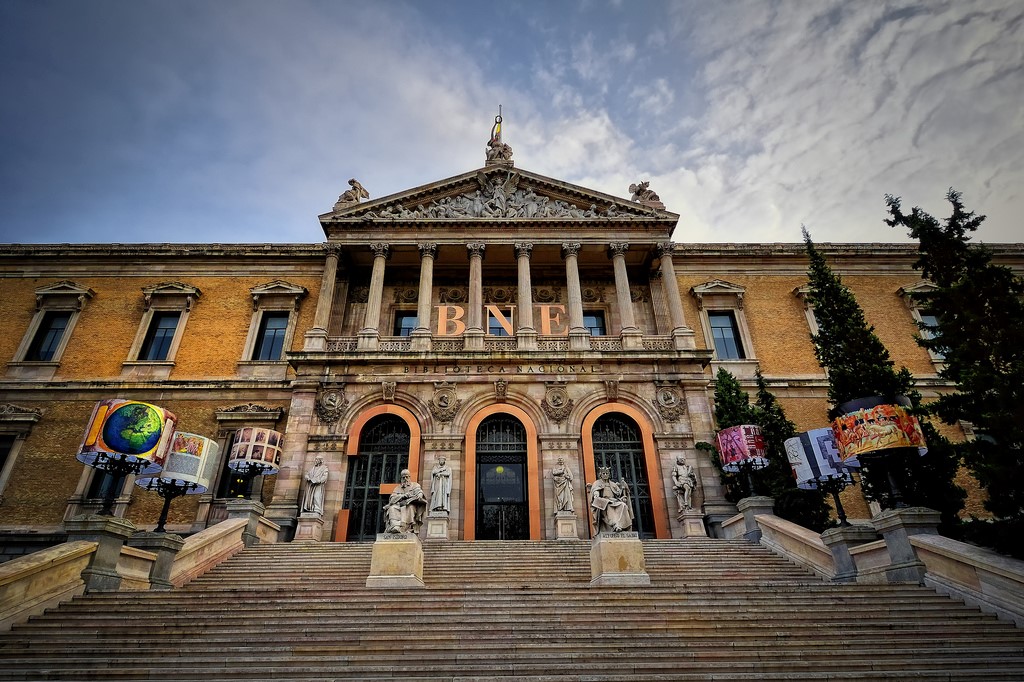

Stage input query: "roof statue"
[
  {"left": 333, "top": 178, "right": 369, "bottom": 210},
  {"left": 629, "top": 180, "right": 665, "bottom": 210},
  {"left": 485, "top": 107, "right": 513, "bottom": 166}
]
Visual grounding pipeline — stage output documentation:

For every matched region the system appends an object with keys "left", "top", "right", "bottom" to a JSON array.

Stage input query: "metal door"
[
  {"left": 475, "top": 415, "right": 529, "bottom": 540},
  {"left": 343, "top": 415, "right": 410, "bottom": 541},
  {"left": 592, "top": 414, "right": 655, "bottom": 538}
]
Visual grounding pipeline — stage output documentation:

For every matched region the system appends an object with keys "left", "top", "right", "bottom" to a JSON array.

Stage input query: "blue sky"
[{"left": 1, "top": 0, "right": 1021, "bottom": 245}]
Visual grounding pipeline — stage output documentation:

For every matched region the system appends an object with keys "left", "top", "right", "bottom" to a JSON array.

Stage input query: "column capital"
[
  {"left": 655, "top": 242, "right": 674, "bottom": 259},
  {"left": 370, "top": 242, "right": 391, "bottom": 259},
  {"left": 324, "top": 243, "right": 344, "bottom": 258},
  {"left": 467, "top": 242, "right": 486, "bottom": 259},
  {"left": 514, "top": 242, "right": 534, "bottom": 258},
  {"left": 608, "top": 242, "right": 630, "bottom": 258},
  {"left": 561, "top": 242, "right": 582, "bottom": 259},
  {"left": 418, "top": 242, "right": 438, "bottom": 259}
]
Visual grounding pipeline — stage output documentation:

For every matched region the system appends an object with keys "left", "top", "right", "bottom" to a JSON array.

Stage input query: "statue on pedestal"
[
  {"left": 552, "top": 457, "right": 575, "bottom": 513},
  {"left": 672, "top": 455, "right": 697, "bottom": 513},
  {"left": 429, "top": 455, "right": 452, "bottom": 513},
  {"left": 590, "top": 467, "right": 633, "bottom": 533},
  {"left": 300, "top": 455, "right": 329, "bottom": 515},
  {"left": 384, "top": 469, "right": 427, "bottom": 534}
]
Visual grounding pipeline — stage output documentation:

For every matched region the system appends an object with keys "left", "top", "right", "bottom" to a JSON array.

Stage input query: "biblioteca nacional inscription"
[{"left": 401, "top": 364, "right": 603, "bottom": 375}]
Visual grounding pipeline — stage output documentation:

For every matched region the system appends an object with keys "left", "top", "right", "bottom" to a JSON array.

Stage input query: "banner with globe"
[{"left": 77, "top": 398, "right": 177, "bottom": 475}]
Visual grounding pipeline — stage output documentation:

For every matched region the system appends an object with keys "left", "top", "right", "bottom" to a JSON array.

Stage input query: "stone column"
[
  {"left": 127, "top": 531, "right": 186, "bottom": 590},
  {"left": 821, "top": 525, "right": 879, "bottom": 583},
  {"left": 465, "top": 242, "right": 486, "bottom": 351},
  {"left": 304, "top": 244, "right": 342, "bottom": 351},
  {"left": 873, "top": 506, "right": 940, "bottom": 584},
  {"left": 65, "top": 515, "right": 136, "bottom": 592},
  {"left": 515, "top": 242, "right": 537, "bottom": 350},
  {"left": 411, "top": 242, "right": 437, "bottom": 351},
  {"left": 656, "top": 242, "right": 696, "bottom": 350},
  {"left": 737, "top": 495, "right": 775, "bottom": 543},
  {"left": 609, "top": 242, "right": 643, "bottom": 350},
  {"left": 562, "top": 242, "right": 590, "bottom": 351},
  {"left": 358, "top": 242, "right": 389, "bottom": 350}
]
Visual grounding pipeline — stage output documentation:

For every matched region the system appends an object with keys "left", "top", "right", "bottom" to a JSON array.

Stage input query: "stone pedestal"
[
  {"left": 65, "top": 514, "right": 137, "bottom": 592},
  {"left": 225, "top": 499, "right": 266, "bottom": 548},
  {"left": 516, "top": 328, "right": 538, "bottom": 351},
  {"left": 127, "top": 531, "right": 185, "bottom": 590},
  {"left": 294, "top": 512, "right": 325, "bottom": 542},
  {"left": 620, "top": 329, "right": 644, "bottom": 351},
  {"left": 672, "top": 327, "right": 696, "bottom": 350},
  {"left": 463, "top": 329, "right": 485, "bottom": 351},
  {"left": 589, "top": 532, "right": 650, "bottom": 587},
  {"left": 737, "top": 496, "right": 775, "bottom": 543},
  {"left": 302, "top": 328, "right": 328, "bottom": 352},
  {"left": 425, "top": 511, "right": 450, "bottom": 540},
  {"left": 356, "top": 329, "right": 379, "bottom": 351},
  {"left": 409, "top": 330, "right": 432, "bottom": 352},
  {"left": 873, "top": 506, "right": 940, "bottom": 584},
  {"left": 366, "top": 533, "right": 425, "bottom": 588},
  {"left": 568, "top": 329, "right": 591, "bottom": 351},
  {"left": 821, "top": 525, "right": 878, "bottom": 583},
  {"left": 554, "top": 511, "right": 579, "bottom": 540},
  {"left": 679, "top": 509, "right": 708, "bottom": 538}
]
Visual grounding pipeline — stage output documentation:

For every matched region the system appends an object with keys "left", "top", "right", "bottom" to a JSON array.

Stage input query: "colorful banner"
[
  {"left": 229, "top": 427, "right": 283, "bottom": 472},
  {"left": 831, "top": 403, "right": 927, "bottom": 461},
  {"left": 715, "top": 424, "right": 769, "bottom": 473},
  {"left": 77, "top": 398, "right": 177, "bottom": 475},
  {"left": 784, "top": 427, "right": 857, "bottom": 490},
  {"left": 136, "top": 431, "right": 220, "bottom": 495}
]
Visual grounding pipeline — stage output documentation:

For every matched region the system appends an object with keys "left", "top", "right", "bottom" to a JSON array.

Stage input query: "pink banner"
[{"left": 715, "top": 424, "right": 768, "bottom": 472}]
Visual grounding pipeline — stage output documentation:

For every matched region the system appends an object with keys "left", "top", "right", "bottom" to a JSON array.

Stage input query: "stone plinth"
[
  {"left": 590, "top": 532, "right": 650, "bottom": 587},
  {"left": 737, "top": 496, "right": 775, "bottom": 543},
  {"left": 127, "top": 531, "right": 185, "bottom": 590},
  {"left": 366, "top": 533, "right": 425, "bottom": 588},
  {"left": 425, "top": 512, "right": 450, "bottom": 541},
  {"left": 225, "top": 499, "right": 266, "bottom": 548},
  {"left": 679, "top": 509, "right": 708, "bottom": 538},
  {"left": 821, "top": 525, "right": 878, "bottom": 583},
  {"left": 554, "top": 511, "right": 579, "bottom": 540},
  {"left": 65, "top": 514, "right": 137, "bottom": 592},
  {"left": 873, "top": 506, "right": 940, "bottom": 584},
  {"left": 294, "top": 513, "right": 325, "bottom": 542}
]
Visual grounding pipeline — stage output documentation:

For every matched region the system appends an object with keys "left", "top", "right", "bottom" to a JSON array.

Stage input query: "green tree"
[
  {"left": 885, "top": 190, "right": 1024, "bottom": 522},
  {"left": 699, "top": 367, "right": 758, "bottom": 502},
  {"left": 803, "top": 229, "right": 964, "bottom": 526}
]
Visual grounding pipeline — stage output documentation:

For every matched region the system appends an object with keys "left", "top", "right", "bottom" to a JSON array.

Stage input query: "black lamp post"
[{"left": 91, "top": 452, "right": 148, "bottom": 516}]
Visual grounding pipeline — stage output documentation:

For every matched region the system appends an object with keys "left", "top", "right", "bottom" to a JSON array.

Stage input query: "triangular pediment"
[
  {"left": 320, "top": 166, "right": 678, "bottom": 225},
  {"left": 691, "top": 279, "right": 746, "bottom": 296}
]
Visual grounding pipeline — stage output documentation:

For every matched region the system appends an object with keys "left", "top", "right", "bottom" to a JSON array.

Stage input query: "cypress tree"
[
  {"left": 803, "top": 229, "right": 964, "bottom": 526},
  {"left": 886, "top": 190, "right": 1024, "bottom": 526}
]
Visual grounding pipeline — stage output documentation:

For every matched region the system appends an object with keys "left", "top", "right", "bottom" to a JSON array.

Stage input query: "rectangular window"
[
  {"left": 709, "top": 311, "right": 745, "bottom": 360},
  {"left": 393, "top": 312, "right": 418, "bottom": 337},
  {"left": 0, "top": 435, "right": 14, "bottom": 475},
  {"left": 583, "top": 311, "right": 606, "bottom": 336},
  {"left": 26, "top": 311, "right": 72, "bottom": 361},
  {"left": 87, "top": 470, "right": 126, "bottom": 500},
  {"left": 918, "top": 310, "right": 944, "bottom": 359},
  {"left": 139, "top": 311, "right": 181, "bottom": 361},
  {"left": 487, "top": 308, "right": 513, "bottom": 337},
  {"left": 253, "top": 312, "right": 289, "bottom": 361}
]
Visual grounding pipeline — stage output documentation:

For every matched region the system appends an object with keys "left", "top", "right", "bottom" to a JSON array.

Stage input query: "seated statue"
[
  {"left": 590, "top": 467, "right": 634, "bottom": 533},
  {"left": 383, "top": 469, "right": 427, "bottom": 534}
]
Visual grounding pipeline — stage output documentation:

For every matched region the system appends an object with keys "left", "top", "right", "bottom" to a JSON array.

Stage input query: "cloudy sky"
[{"left": 1, "top": 0, "right": 1021, "bottom": 245}]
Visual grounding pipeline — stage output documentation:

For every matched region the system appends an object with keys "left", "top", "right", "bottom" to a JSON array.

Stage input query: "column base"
[
  {"left": 554, "top": 511, "right": 580, "bottom": 540},
  {"left": 65, "top": 514, "right": 137, "bottom": 593},
  {"left": 679, "top": 509, "right": 708, "bottom": 537},
  {"left": 873, "top": 506, "right": 940, "bottom": 585},
  {"left": 225, "top": 499, "right": 266, "bottom": 547},
  {"left": 294, "top": 513, "right": 325, "bottom": 542},
  {"left": 516, "top": 328, "right": 538, "bottom": 351},
  {"left": 302, "top": 328, "right": 328, "bottom": 352},
  {"left": 672, "top": 327, "right": 697, "bottom": 350},
  {"left": 620, "top": 328, "right": 644, "bottom": 350},
  {"left": 409, "top": 329, "right": 432, "bottom": 351},
  {"left": 356, "top": 330, "right": 380, "bottom": 350},
  {"left": 589, "top": 532, "right": 650, "bottom": 587},
  {"left": 464, "top": 329, "right": 485, "bottom": 351},
  {"left": 127, "top": 531, "right": 185, "bottom": 590},
  {"left": 569, "top": 329, "right": 591, "bottom": 351},
  {"left": 425, "top": 511, "right": 450, "bottom": 540},
  {"left": 737, "top": 496, "right": 775, "bottom": 543},
  {"left": 366, "top": 533, "right": 425, "bottom": 588},
  {"left": 821, "top": 524, "right": 878, "bottom": 583}
]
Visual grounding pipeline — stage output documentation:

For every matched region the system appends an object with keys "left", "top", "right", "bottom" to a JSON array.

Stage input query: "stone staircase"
[{"left": 0, "top": 538, "right": 1022, "bottom": 680}]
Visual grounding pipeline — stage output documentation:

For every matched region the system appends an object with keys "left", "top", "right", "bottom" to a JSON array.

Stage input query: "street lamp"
[
  {"left": 225, "top": 427, "right": 283, "bottom": 499},
  {"left": 135, "top": 432, "right": 219, "bottom": 532},
  {"left": 785, "top": 427, "right": 859, "bottom": 526},
  {"left": 715, "top": 424, "right": 770, "bottom": 497}
]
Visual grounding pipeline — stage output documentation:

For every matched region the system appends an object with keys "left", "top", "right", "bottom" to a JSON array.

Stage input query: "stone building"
[{"left": 0, "top": 149, "right": 1018, "bottom": 551}]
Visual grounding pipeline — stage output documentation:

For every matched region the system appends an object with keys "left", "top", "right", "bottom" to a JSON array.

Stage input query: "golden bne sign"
[{"left": 436, "top": 304, "right": 571, "bottom": 336}]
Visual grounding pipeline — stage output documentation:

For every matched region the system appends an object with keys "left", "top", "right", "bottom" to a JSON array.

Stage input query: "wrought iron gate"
[
  {"left": 476, "top": 415, "right": 529, "bottom": 540},
  {"left": 343, "top": 415, "right": 410, "bottom": 541},
  {"left": 592, "top": 414, "right": 655, "bottom": 538}
]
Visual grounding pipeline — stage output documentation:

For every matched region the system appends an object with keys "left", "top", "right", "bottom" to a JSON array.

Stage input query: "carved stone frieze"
[
  {"left": 382, "top": 381, "right": 397, "bottom": 402},
  {"left": 494, "top": 379, "right": 508, "bottom": 402},
  {"left": 630, "top": 286, "right": 649, "bottom": 303},
  {"left": 542, "top": 384, "right": 574, "bottom": 424},
  {"left": 439, "top": 287, "right": 467, "bottom": 303},
  {"left": 393, "top": 287, "right": 418, "bottom": 304},
  {"left": 350, "top": 287, "right": 370, "bottom": 304},
  {"left": 315, "top": 388, "right": 348, "bottom": 425},
  {"left": 218, "top": 402, "right": 278, "bottom": 414},
  {"left": 533, "top": 286, "right": 562, "bottom": 303},
  {"left": 430, "top": 382, "right": 461, "bottom": 423},
  {"left": 581, "top": 283, "right": 606, "bottom": 303},
  {"left": 482, "top": 286, "right": 516, "bottom": 305},
  {"left": 652, "top": 383, "right": 686, "bottom": 423}
]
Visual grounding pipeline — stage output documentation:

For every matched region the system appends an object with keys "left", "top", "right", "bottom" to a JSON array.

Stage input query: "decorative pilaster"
[
  {"left": 656, "top": 242, "right": 695, "bottom": 349},
  {"left": 562, "top": 242, "right": 590, "bottom": 351},
  {"left": 411, "top": 243, "right": 437, "bottom": 351},
  {"left": 515, "top": 242, "right": 537, "bottom": 350},
  {"left": 358, "top": 242, "right": 390, "bottom": 350},
  {"left": 304, "top": 244, "right": 342, "bottom": 351},
  {"left": 465, "top": 243, "right": 486, "bottom": 351},
  {"left": 609, "top": 242, "right": 643, "bottom": 350}
]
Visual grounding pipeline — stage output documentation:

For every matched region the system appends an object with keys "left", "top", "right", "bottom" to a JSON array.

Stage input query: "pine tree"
[
  {"left": 753, "top": 371, "right": 832, "bottom": 531},
  {"left": 803, "top": 229, "right": 964, "bottom": 525},
  {"left": 885, "top": 190, "right": 1024, "bottom": 523},
  {"left": 699, "top": 367, "right": 758, "bottom": 501}
]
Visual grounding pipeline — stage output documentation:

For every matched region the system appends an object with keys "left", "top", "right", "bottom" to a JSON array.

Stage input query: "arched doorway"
[
  {"left": 343, "top": 414, "right": 410, "bottom": 541},
  {"left": 475, "top": 414, "right": 529, "bottom": 540},
  {"left": 591, "top": 413, "right": 656, "bottom": 538}
]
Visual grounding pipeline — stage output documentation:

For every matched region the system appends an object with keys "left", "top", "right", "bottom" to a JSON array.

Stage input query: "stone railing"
[
  {"left": 320, "top": 334, "right": 690, "bottom": 354},
  {"left": 756, "top": 514, "right": 834, "bottom": 579},
  {"left": 536, "top": 338, "right": 570, "bottom": 351},
  {"left": 590, "top": 338, "right": 623, "bottom": 351},
  {"left": 484, "top": 338, "right": 517, "bottom": 351},
  {"left": 168, "top": 518, "right": 249, "bottom": 588},
  {"left": 642, "top": 336, "right": 675, "bottom": 351},
  {"left": 378, "top": 337, "right": 412, "bottom": 352},
  {"left": 326, "top": 337, "right": 357, "bottom": 352},
  {"left": 0, "top": 541, "right": 96, "bottom": 631}
]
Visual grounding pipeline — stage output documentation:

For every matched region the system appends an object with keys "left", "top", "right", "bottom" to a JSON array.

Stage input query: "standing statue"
[
  {"left": 429, "top": 455, "right": 452, "bottom": 513},
  {"left": 671, "top": 456, "right": 697, "bottom": 513},
  {"left": 552, "top": 457, "right": 575, "bottom": 513},
  {"left": 590, "top": 467, "right": 634, "bottom": 533},
  {"left": 383, "top": 469, "right": 427, "bottom": 534},
  {"left": 300, "top": 455, "right": 329, "bottom": 515}
]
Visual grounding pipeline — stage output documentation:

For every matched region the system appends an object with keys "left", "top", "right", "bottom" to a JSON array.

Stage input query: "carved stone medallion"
[
  {"left": 315, "top": 388, "right": 347, "bottom": 424},
  {"left": 430, "top": 382, "right": 462, "bottom": 423},
  {"left": 653, "top": 384, "right": 686, "bottom": 422},
  {"left": 494, "top": 378, "right": 508, "bottom": 402},
  {"left": 382, "top": 381, "right": 397, "bottom": 402},
  {"left": 543, "top": 384, "right": 574, "bottom": 424}
]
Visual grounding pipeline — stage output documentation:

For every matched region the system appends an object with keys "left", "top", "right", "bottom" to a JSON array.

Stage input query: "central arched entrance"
[
  {"left": 591, "top": 413, "right": 656, "bottom": 538},
  {"left": 475, "top": 414, "right": 529, "bottom": 540},
  {"left": 343, "top": 414, "right": 410, "bottom": 541}
]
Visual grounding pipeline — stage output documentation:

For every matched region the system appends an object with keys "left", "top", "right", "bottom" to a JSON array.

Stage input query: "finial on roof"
[{"left": 485, "top": 105, "right": 514, "bottom": 167}]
